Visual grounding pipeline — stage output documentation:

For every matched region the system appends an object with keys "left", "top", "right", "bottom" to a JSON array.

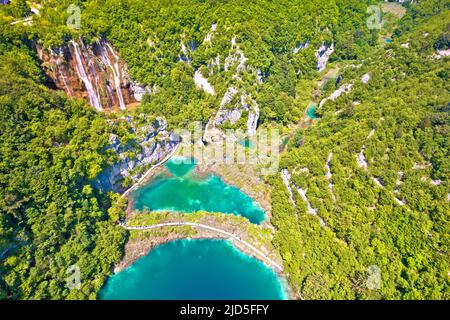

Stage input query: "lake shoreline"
[
  {"left": 118, "top": 153, "right": 297, "bottom": 300},
  {"left": 104, "top": 238, "right": 291, "bottom": 300},
  {"left": 193, "top": 161, "right": 273, "bottom": 218},
  {"left": 114, "top": 232, "right": 295, "bottom": 300}
]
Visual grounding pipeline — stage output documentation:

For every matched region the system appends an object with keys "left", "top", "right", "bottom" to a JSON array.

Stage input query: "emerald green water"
[
  {"left": 131, "top": 158, "right": 265, "bottom": 224},
  {"left": 237, "top": 139, "right": 254, "bottom": 149},
  {"left": 99, "top": 239, "right": 287, "bottom": 300},
  {"left": 164, "top": 157, "right": 197, "bottom": 177},
  {"left": 307, "top": 105, "right": 318, "bottom": 119}
]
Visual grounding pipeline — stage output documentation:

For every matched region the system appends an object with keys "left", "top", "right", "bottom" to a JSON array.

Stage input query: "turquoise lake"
[
  {"left": 99, "top": 239, "right": 287, "bottom": 300},
  {"left": 131, "top": 158, "right": 265, "bottom": 224}
]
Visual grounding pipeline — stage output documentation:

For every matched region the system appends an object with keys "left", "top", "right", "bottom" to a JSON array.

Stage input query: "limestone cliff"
[
  {"left": 38, "top": 38, "right": 152, "bottom": 112},
  {"left": 94, "top": 115, "right": 180, "bottom": 193}
]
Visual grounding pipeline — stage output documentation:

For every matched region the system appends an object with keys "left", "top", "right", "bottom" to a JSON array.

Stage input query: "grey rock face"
[
  {"left": 315, "top": 42, "right": 334, "bottom": 72},
  {"left": 93, "top": 115, "right": 179, "bottom": 193}
]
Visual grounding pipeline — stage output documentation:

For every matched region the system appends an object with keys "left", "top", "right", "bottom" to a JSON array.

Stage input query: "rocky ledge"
[{"left": 93, "top": 115, "right": 180, "bottom": 193}]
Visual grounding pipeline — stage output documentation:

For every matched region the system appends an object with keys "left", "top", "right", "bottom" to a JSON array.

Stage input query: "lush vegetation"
[
  {"left": 0, "top": 28, "right": 130, "bottom": 298},
  {"left": 16, "top": 0, "right": 379, "bottom": 128},
  {"left": 271, "top": 1, "right": 449, "bottom": 299}
]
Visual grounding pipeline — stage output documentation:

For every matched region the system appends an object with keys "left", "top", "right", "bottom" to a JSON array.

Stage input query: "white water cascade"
[
  {"left": 105, "top": 42, "right": 126, "bottom": 110},
  {"left": 80, "top": 40, "right": 103, "bottom": 109},
  {"left": 71, "top": 40, "right": 102, "bottom": 111}
]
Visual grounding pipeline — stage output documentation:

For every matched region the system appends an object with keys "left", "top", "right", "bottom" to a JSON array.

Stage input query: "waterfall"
[
  {"left": 179, "top": 41, "right": 191, "bottom": 64},
  {"left": 51, "top": 48, "right": 73, "bottom": 97},
  {"left": 241, "top": 94, "right": 259, "bottom": 136},
  {"left": 56, "top": 63, "right": 72, "bottom": 97},
  {"left": 71, "top": 40, "right": 102, "bottom": 111},
  {"left": 80, "top": 40, "right": 103, "bottom": 110},
  {"left": 315, "top": 42, "right": 334, "bottom": 72},
  {"left": 105, "top": 43, "right": 126, "bottom": 110},
  {"left": 106, "top": 83, "right": 116, "bottom": 107}
]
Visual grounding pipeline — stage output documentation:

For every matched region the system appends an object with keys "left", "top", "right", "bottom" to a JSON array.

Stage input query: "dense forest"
[
  {"left": 271, "top": 1, "right": 449, "bottom": 299},
  {"left": 0, "top": 0, "right": 449, "bottom": 299},
  {"left": 0, "top": 41, "right": 129, "bottom": 298},
  {"left": 18, "top": 0, "right": 380, "bottom": 127}
]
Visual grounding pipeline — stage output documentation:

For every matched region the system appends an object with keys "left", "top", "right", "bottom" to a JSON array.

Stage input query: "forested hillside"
[
  {"left": 0, "top": 31, "right": 130, "bottom": 298},
  {"left": 23, "top": 0, "right": 378, "bottom": 127},
  {"left": 271, "top": 1, "right": 449, "bottom": 299}
]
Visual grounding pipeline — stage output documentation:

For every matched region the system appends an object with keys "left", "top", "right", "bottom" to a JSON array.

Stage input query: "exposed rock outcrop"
[
  {"left": 193, "top": 70, "right": 215, "bottom": 95},
  {"left": 319, "top": 83, "right": 353, "bottom": 108},
  {"left": 225, "top": 39, "right": 248, "bottom": 73},
  {"left": 281, "top": 169, "right": 326, "bottom": 226},
  {"left": 203, "top": 88, "right": 260, "bottom": 142},
  {"left": 432, "top": 48, "right": 450, "bottom": 59},
  {"left": 356, "top": 129, "right": 376, "bottom": 169},
  {"left": 361, "top": 73, "right": 371, "bottom": 84},
  {"left": 293, "top": 40, "right": 309, "bottom": 54},
  {"left": 357, "top": 145, "right": 368, "bottom": 169},
  {"left": 179, "top": 41, "right": 191, "bottom": 63},
  {"left": 203, "top": 23, "right": 217, "bottom": 44},
  {"left": 201, "top": 37, "right": 262, "bottom": 142},
  {"left": 281, "top": 169, "right": 296, "bottom": 206},
  {"left": 38, "top": 38, "right": 150, "bottom": 111},
  {"left": 207, "top": 54, "right": 221, "bottom": 75},
  {"left": 325, "top": 153, "right": 336, "bottom": 202}
]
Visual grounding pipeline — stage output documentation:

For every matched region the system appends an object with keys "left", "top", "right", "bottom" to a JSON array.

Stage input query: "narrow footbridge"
[
  {"left": 121, "top": 143, "right": 180, "bottom": 198},
  {"left": 119, "top": 221, "right": 284, "bottom": 272}
]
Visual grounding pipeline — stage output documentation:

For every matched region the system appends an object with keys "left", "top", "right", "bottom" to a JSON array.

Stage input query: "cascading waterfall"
[
  {"left": 50, "top": 48, "right": 73, "bottom": 97},
  {"left": 105, "top": 83, "right": 117, "bottom": 107},
  {"left": 57, "top": 63, "right": 72, "bottom": 97},
  {"left": 80, "top": 40, "right": 103, "bottom": 109},
  {"left": 71, "top": 40, "right": 102, "bottom": 111},
  {"left": 40, "top": 38, "right": 145, "bottom": 111},
  {"left": 105, "top": 43, "right": 126, "bottom": 110},
  {"left": 80, "top": 38, "right": 102, "bottom": 111}
]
